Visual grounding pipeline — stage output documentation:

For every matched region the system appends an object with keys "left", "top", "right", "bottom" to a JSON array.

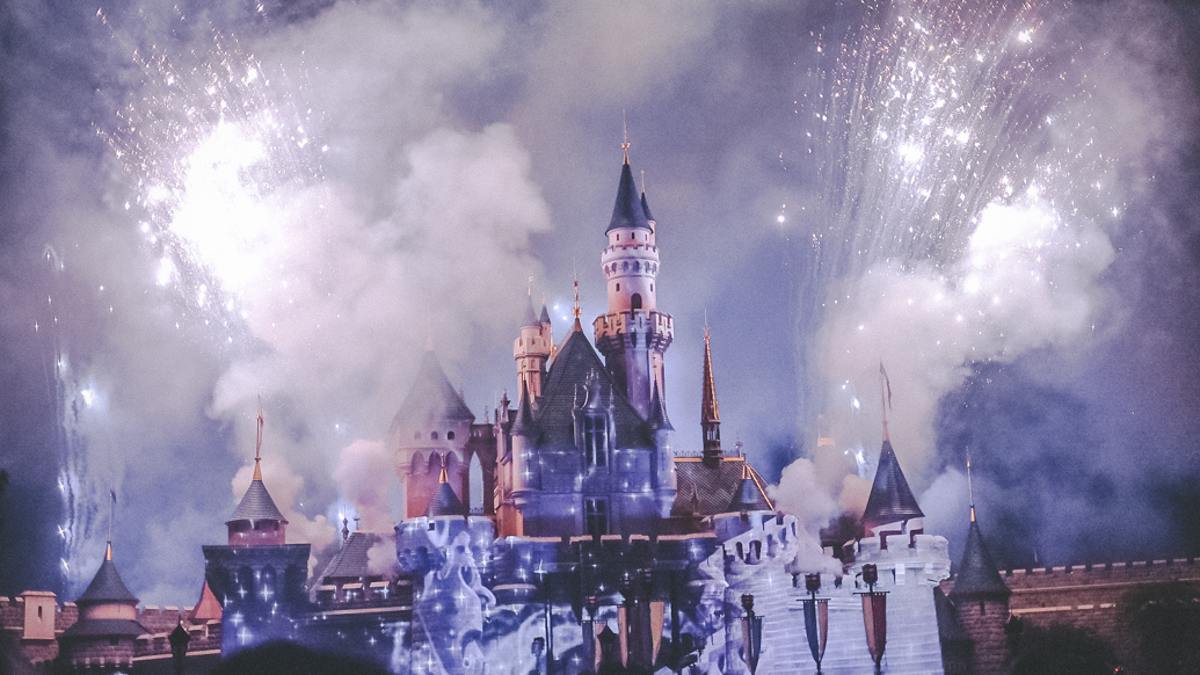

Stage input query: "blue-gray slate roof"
[
  {"left": 532, "top": 329, "right": 651, "bottom": 448},
  {"left": 950, "top": 520, "right": 1010, "bottom": 599},
  {"left": 229, "top": 479, "right": 287, "bottom": 524},
  {"left": 391, "top": 350, "right": 475, "bottom": 428},
  {"left": 672, "top": 458, "right": 771, "bottom": 516},
  {"left": 320, "top": 531, "right": 390, "bottom": 581},
  {"left": 77, "top": 555, "right": 138, "bottom": 605},
  {"left": 606, "top": 161, "right": 652, "bottom": 233},
  {"left": 862, "top": 439, "right": 925, "bottom": 530},
  {"left": 427, "top": 481, "right": 465, "bottom": 517}
]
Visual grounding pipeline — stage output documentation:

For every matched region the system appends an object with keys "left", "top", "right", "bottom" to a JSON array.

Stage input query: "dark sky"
[{"left": 2, "top": 0, "right": 1199, "bottom": 603}]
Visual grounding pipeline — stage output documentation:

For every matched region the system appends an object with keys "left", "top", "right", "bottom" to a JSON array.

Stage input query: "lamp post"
[
  {"left": 858, "top": 564, "right": 888, "bottom": 673},
  {"left": 740, "top": 594, "right": 763, "bottom": 674},
  {"left": 168, "top": 620, "right": 191, "bottom": 675}
]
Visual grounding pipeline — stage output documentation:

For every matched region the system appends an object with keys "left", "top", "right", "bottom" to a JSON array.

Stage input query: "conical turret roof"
[
  {"left": 511, "top": 381, "right": 537, "bottom": 437},
  {"left": 727, "top": 462, "right": 769, "bottom": 513},
  {"left": 606, "top": 161, "right": 652, "bottom": 233},
  {"left": 229, "top": 477, "right": 287, "bottom": 524},
  {"left": 427, "top": 463, "right": 465, "bottom": 517},
  {"left": 522, "top": 295, "right": 540, "bottom": 328},
  {"left": 539, "top": 303, "right": 551, "bottom": 324},
  {"left": 862, "top": 439, "right": 925, "bottom": 530},
  {"left": 950, "top": 519, "right": 1010, "bottom": 599},
  {"left": 640, "top": 191, "right": 655, "bottom": 223},
  {"left": 77, "top": 544, "right": 138, "bottom": 605},
  {"left": 391, "top": 350, "right": 475, "bottom": 429}
]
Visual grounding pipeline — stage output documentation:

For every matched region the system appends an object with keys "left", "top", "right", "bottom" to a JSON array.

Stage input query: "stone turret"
[
  {"left": 514, "top": 291, "right": 553, "bottom": 405},
  {"left": 58, "top": 542, "right": 144, "bottom": 672},
  {"left": 390, "top": 349, "right": 475, "bottom": 519},
  {"left": 949, "top": 473, "right": 1011, "bottom": 675},
  {"left": 593, "top": 139, "right": 673, "bottom": 418}
]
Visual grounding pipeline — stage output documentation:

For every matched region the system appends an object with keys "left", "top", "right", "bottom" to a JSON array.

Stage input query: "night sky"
[{"left": 2, "top": 0, "right": 1199, "bottom": 604}]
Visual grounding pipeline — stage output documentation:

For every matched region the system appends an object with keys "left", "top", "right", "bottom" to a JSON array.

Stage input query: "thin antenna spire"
[
  {"left": 621, "top": 109, "right": 631, "bottom": 164},
  {"left": 253, "top": 397, "right": 264, "bottom": 481},
  {"left": 966, "top": 450, "right": 976, "bottom": 523},
  {"left": 571, "top": 260, "right": 582, "bottom": 329},
  {"left": 878, "top": 362, "right": 892, "bottom": 442},
  {"left": 640, "top": 169, "right": 647, "bottom": 194},
  {"left": 527, "top": 274, "right": 534, "bottom": 297},
  {"left": 703, "top": 307, "right": 710, "bottom": 338},
  {"left": 106, "top": 490, "right": 116, "bottom": 560}
]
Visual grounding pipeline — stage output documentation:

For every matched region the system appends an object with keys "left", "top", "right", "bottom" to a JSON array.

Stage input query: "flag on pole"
[
  {"left": 803, "top": 597, "right": 829, "bottom": 667},
  {"left": 862, "top": 592, "right": 888, "bottom": 668},
  {"left": 879, "top": 362, "right": 893, "bottom": 410}
]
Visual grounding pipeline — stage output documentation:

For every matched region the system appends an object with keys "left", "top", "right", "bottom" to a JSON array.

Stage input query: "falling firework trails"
[
  {"left": 95, "top": 5, "right": 328, "bottom": 337},
  {"left": 790, "top": 0, "right": 1120, "bottom": 447},
  {"left": 41, "top": 6, "right": 329, "bottom": 580}
]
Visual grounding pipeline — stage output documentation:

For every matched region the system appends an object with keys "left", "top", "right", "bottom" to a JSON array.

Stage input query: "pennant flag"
[
  {"left": 862, "top": 592, "right": 888, "bottom": 667},
  {"left": 803, "top": 597, "right": 829, "bottom": 667}
]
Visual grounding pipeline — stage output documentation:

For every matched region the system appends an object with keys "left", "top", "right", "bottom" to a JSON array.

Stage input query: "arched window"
[
  {"left": 469, "top": 453, "right": 484, "bottom": 513},
  {"left": 583, "top": 413, "right": 607, "bottom": 468},
  {"left": 631, "top": 293, "right": 643, "bottom": 310},
  {"left": 615, "top": 283, "right": 620, "bottom": 292},
  {"left": 431, "top": 431, "right": 439, "bottom": 440},
  {"left": 447, "top": 431, "right": 456, "bottom": 440}
]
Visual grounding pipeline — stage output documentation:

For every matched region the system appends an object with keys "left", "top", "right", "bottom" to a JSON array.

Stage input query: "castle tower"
[
  {"left": 700, "top": 322, "right": 721, "bottom": 467},
  {"left": 593, "top": 138, "right": 673, "bottom": 418},
  {"left": 514, "top": 290, "right": 553, "bottom": 405},
  {"left": 226, "top": 409, "right": 286, "bottom": 546},
  {"left": 949, "top": 463, "right": 1011, "bottom": 674},
  {"left": 58, "top": 541, "right": 145, "bottom": 672},
  {"left": 390, "top": 349, "right": 477, "bottom": 519},
  {"left": 202, "top": 410, "right": 310, "bottom": 654}
]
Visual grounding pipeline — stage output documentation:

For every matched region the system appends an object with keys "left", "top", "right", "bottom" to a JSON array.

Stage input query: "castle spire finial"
[
  {"left": 621, "top": 109, "right": 631, "bottom": 164},
  {"left": 253, "top": 397, "right": 264, "bottom": 481},
  {"left": 879, "top": 361, "right": 892, "bottom": 442},
  {"left": 571, "top": 260, "right": 582, "bottom": 331},
  {"left": 966, "top": 450, "right": 976, "bottom": 523},
  {"left": 106, "top": 489, "right": 116, "bottom": 560},
  {"left": 438, "top": 453, "right": 449, "bottom": 484},
  {"left": 640, "top": 169, "right": 646, "bottom": 194}
]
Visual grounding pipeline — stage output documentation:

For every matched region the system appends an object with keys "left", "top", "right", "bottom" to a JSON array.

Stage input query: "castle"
[{"left": 3, "top": 145, "right": 1197, "bottom": 674}]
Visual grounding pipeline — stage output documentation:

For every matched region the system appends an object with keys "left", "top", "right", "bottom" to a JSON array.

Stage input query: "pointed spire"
[
  {"left": 607, "top": 124, "right": 652, "bottom": 233},
  {"left": 640, "top": 170, "right": 656, "bottom": 224},
  {"left": 950, "top": 518, "right": 1010, "bottom": 600},
  {"left": 701, "top": 318, "right": 722, "bottom": 464},
  {"left": 861, "top": 438, "right": 924, "bottom": 532},
  {"left": 967, "top": 451, "right": 976, "bottom": 524},
  {"left": 511, "top": 380, "right": 537, "bottom": 437},
  {"left": 621, "top": 109, "right": 631, "bottom": 164},
  {"left": 522, "top": 277, "right": 540, "bottom": 327},
  {"left": 78, "top": 539, "right": 137, "bottom": 606},
  {"left": 105, "top": 489, "right": 116, "bottom": 560},
  {"left": 426, "top": 454, "right": 465, "bottom": 518},
  {"left": 571, "top": 267, "right": 583, "bottom": 332},
  {"left": 727, "top": 460, "right": 768, "bottom": 513}
]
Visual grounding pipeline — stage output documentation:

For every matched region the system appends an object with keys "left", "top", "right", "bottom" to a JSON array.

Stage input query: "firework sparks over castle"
[{"left": 2, "top": 1, "right": 1198, "bottom": 673}]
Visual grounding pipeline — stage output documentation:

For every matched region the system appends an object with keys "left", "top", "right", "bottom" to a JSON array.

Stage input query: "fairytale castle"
[{"left": 4, "top": 145, "right": 1197, "bottom": 674}]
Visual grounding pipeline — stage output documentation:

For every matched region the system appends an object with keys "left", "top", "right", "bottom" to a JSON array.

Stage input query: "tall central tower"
[{"left": 593, "top": 141, "right": 673, "bottom": 418}]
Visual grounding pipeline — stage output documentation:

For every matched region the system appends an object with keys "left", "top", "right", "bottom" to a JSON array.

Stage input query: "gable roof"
[
  {"left": 672, "top": 457, "right": 772, "bottom": 516},
  {"left": 77, "top": 549, "right": 138, "bottom": 606},
  {"left": 229, "top": 479, "right": 287, "bottom": 525},
  {"left": 606, "top": 161, "right": 652, "bottom": 233},
  {"left": 950, "top": 520, "right": 1010, "bottom": 599},
  {"left": 862, "top": 439, "right": 924, "bottom": 530},
  {"left": 532, "top": 329, "right": 651, "bottom": 448},
  {"left": 320, "top": 531, "right": 391, "bottom": 581},
  {"left": 190, "top": 579, "right": 223, "bottom": 622},
  {"left": 390, "top": 350, "right": 475, "bottom": 430}
]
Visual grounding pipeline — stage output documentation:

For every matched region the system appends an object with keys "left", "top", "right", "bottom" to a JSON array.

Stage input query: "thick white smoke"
[{"left": 778, "top": 190, "right": 1115, "bottom": 519}]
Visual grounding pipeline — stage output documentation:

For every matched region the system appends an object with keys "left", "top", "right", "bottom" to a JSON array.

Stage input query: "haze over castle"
[{"left": 3, "top": 143, "right": 1196, "bottom": 675}]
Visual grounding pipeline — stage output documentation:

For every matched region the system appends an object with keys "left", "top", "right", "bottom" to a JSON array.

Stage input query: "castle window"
[
  {"left": 583, "top": 413, "right": 607, "bottom": 468},
  {"left": 431, "top": 431, "right": 439, "bottom": 440},
  {"left": 631, "top": 293, "right": 643, "bottom": 311},
  {"left": 615, "top": 283, "right": 620, "bottom": 292},
  {"left": 585, "top": 498, "right": 608, "bottom": 536},
  {"left": 447, "top": 431, "right": 456, "bottom": 440}
]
